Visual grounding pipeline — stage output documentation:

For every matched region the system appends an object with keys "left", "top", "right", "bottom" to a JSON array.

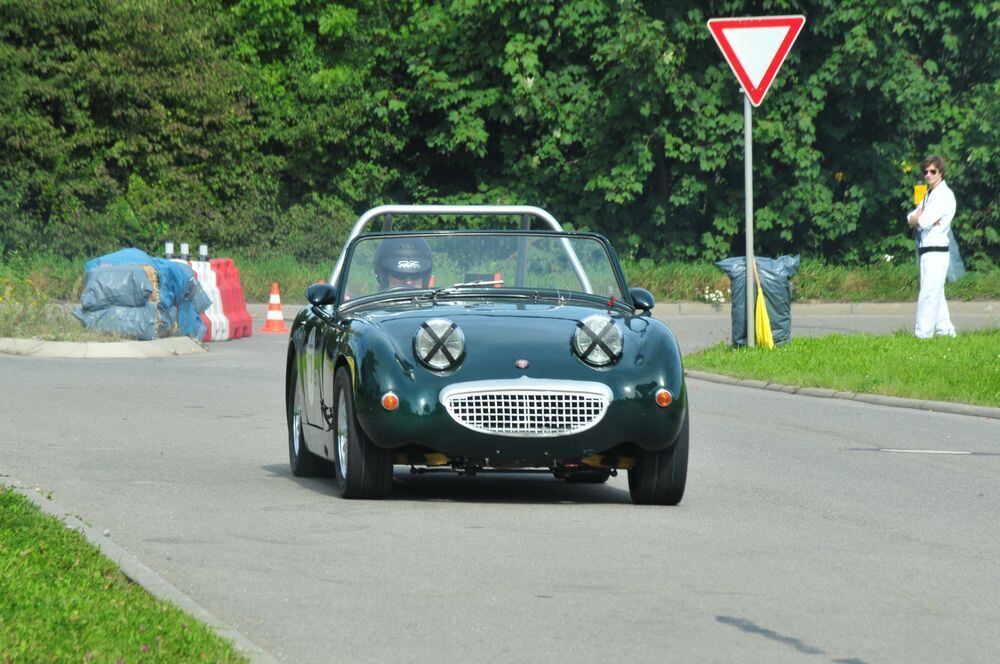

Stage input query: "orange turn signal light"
[
  {"left": 381, "top": 392, "right": 399, "bottom": 411},
  {"left": 654, "top": 388, "right": 672, "bottom": 408}
]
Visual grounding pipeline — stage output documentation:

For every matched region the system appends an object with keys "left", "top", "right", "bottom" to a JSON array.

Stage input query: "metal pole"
[
  {"left": 515, "top": 215, "right": 529, "bottom": 287},
  {"left": 744, "top": 93, "right": 756, "bottom": 347}
]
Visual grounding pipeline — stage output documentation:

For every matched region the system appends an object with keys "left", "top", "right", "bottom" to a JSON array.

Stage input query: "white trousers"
[{"left": 915, "top": 251, "right": 955, "bottom": 338}]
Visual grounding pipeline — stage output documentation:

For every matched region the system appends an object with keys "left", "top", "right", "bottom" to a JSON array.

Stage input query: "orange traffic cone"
[{"left": 260, "top": 282, "right": 289, "bottom": 333}]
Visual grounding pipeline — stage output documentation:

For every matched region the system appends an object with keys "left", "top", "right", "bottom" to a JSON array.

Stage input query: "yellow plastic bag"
[{"left": 752, "top": 259, "right": 775, "bottom": 349}]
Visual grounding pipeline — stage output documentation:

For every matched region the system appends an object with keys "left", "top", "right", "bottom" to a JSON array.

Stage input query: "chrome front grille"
[{"left": 439, "top": 379, "right": 612, "bottom": 437}]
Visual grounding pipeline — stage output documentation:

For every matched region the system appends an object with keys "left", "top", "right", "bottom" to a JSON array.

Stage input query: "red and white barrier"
[
  {"left": 189, "top": 257, "right": 252, "bottom": 342},
  {"left": 164, "top": 241, "right": 253, "bottom": 342}
]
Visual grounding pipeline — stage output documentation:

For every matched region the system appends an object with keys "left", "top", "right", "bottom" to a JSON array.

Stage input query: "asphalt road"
[{"left": 2, "top": 306, "right": 998, "bottom": 663}]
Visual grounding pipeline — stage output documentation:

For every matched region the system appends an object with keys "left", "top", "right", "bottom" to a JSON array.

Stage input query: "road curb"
[
  {"left": 0, "top": 336, "right": 206, "bottom": 359},
  {"left": 2, "top": 478, "right": 278, "bottom": 664},
  {"left": 684, "top": 370, "right": 1000, "bottom": 420}
]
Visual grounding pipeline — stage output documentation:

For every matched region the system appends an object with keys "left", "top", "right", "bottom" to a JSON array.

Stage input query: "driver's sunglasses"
[{"left": 923, "top": 168, "right": 938, "bottom": 175}]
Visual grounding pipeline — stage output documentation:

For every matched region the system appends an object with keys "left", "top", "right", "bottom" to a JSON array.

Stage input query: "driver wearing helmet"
[{"left": 373, "top": 237, "right": 433, "bottom": 290}]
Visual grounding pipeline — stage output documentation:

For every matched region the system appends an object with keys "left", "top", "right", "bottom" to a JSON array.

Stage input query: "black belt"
[{"left": 918, "top": 246, "right": 949, "bottom": 255}]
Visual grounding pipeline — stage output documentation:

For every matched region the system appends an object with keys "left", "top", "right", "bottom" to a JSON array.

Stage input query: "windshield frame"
[{"left": 336, "top": 230, "right": 631, "bottom": 312}]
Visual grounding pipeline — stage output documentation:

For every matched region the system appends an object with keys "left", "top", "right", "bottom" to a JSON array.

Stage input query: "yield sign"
[{"left": 707, "top": 15, "right": 805, "bottom": 106}]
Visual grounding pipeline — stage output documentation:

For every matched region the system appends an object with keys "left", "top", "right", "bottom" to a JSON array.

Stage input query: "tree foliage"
[
  {"left": 1, "top": 1, "right": 256, "bottom": 256},
  {"left": 1, "top": 0, "right": 996, "bottom": 267}
]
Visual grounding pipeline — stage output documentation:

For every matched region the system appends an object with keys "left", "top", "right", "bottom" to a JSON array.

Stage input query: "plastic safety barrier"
[{"left": 188, "top": 258, "right": 252, "bottom": 342}]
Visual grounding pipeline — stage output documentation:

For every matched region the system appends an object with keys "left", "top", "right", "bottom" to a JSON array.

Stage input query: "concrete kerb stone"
[
  {"left": 0, "top": 338, "right": 45, "bottom": 356},
  {"left": 797, "top": 387, "right": 838, "bottom": 398},
  {"left": 0, "top": 336, "right": 206, "bottom": 359},
  {"left": 685, "top": 369, "right": 1000, "bottom": 420},
  {"left": 3, "top": 479, "right": 279, "bottom": 664}
]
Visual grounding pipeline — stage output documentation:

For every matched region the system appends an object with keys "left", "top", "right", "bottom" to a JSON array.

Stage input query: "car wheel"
[
  {"left": 564, "top": 469, "right": 612, "bottom": 484},
  {"left": 628, "top": 406, "right": 688, "bottom": 505},
  {"left": 287, "top": 361, "right": 328, "bottom": 477},
  {"left": 332, "top": 366, "right": 393, "bottom": 499}
]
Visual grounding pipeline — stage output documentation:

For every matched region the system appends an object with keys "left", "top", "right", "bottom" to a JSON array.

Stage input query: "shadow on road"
[
  {"left": 261, "top": 463, "right": 634, "bottom": 504},
  {"left": 262, "top": 463, "right": 339, "bottom": 495}
]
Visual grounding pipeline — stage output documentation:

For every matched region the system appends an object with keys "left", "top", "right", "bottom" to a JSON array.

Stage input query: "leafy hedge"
[{"left": 1, "top": 1, "right": 996, "bottom": 268}]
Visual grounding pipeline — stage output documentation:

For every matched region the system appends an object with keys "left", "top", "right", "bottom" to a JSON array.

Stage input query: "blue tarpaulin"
[{"left": 76, "top": 248, "right": 210, "bottom": 340}]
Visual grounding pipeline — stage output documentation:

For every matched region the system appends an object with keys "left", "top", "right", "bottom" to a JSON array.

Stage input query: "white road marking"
[{"left": 879, "top": 449, "right": 972, "bottom": 455}]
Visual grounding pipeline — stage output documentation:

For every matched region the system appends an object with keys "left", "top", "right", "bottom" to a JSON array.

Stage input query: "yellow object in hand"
[{"left": 914, "top": 184, "right": 928, "bottom": 205}]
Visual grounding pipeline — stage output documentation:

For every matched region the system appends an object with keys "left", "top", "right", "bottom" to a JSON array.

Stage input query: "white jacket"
[{"left": 907, "top": 180, "right": 956, "bottom": 248}]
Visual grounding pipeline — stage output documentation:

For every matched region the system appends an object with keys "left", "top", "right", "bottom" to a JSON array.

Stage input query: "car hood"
[{"left": 345, "top": 298, "right": 668, "bottom": 378}]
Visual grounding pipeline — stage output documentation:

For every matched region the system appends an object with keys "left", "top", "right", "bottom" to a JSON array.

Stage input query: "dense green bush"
[
  {"left": 1, "top": 2, "right": 253, "bottom": 255},
  {"left": 1, "top": 1, "right": 996, "bottom": 268}
]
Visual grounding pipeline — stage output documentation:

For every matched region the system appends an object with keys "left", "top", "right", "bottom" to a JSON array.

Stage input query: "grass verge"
[
  {"left": 1, "top": 272, "right": 120, "bottom": 341},
  {"left": 0, "top": 302, "right": 120, "bottom": 342},
  {"left": 2, "top": 251, "right": 998, "bottom": 304},
  {"left": 0, "top": 486, "right": 247, "bottom": 662},
  {"left": 233, "top": 254, "right": 1000, "bottom": 304},
  {"left": 683, "top": 329, "right": 1000, "bottom": 408}
]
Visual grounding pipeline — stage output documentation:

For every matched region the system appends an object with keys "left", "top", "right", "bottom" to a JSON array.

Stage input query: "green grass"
[
  {"left": 0, "top": 252, "right": 84, "bottom": 301},
  {"left": 0, "top": 302, "right": 121, "bottom": 342},
  {"left": 0, "top": 486, "right": 247, "bottom": 663},
  {"left": 228, "top": 251, "right": 329, "bottom": 303},
  {"left": 684, "top": 329, "right": 1000, "bottom": 408},
  {"left": 0, "top": 262, "right": 121, "bottom": 341}
]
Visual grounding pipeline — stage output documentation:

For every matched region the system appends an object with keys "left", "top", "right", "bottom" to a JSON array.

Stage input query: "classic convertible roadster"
[{"left": 285, "top": 205, "right": 688, "bottom": 505}]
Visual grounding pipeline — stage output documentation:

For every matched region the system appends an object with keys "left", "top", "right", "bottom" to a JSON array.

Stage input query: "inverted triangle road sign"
[{"left": 708, "top": 15, "right": 805, "bottom": 106}]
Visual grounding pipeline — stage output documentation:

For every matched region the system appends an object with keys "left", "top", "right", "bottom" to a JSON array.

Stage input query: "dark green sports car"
[{"left": 286, "top": 205, "right": 688, "bottom": 505}]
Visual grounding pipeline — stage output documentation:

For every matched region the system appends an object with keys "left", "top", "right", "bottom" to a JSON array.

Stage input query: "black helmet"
[{"left": 373, "top": 236, "right": 433, "bottom": 288}]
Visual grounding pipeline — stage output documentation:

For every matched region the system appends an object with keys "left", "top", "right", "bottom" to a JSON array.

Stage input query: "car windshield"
[{"left": 341, "top": 233, "right": 626, "bottom": 303}]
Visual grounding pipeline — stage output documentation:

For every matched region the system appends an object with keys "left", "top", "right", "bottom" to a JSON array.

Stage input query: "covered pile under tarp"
[{"left": 74, "top": 248, "right": 211, "bottom": 340}]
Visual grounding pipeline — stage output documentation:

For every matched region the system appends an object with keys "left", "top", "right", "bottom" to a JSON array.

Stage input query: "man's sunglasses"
[{"left": 923, "top": 168, "right": 938, "bottom": 175}]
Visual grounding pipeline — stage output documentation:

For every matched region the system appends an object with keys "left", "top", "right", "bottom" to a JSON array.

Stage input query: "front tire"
[
  {"left": 287, "top": 360, "right": 328, "bottom": 477},
  {"left": 333, "top": 367, "right": 393, "bottom": 499},
  {"left": 628, "top": 407, "right": 689, "bottom": 505}
]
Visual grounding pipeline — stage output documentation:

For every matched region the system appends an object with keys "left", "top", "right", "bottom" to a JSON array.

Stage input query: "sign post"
[
  {"left": 743, "top": 93, "right": 755, "bottom": 346},
  {"left": 707, "top": 15, "right": 805, "bottom": 346}
]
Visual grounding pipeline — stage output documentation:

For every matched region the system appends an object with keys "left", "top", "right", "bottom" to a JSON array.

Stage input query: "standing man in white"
[{"left": 907, "top": 155, "right": 957, "bottom": 338}]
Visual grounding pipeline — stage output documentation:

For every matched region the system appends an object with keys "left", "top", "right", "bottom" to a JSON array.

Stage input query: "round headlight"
[
  {"left": 573, "top": 315, "right": 622, "bottom": 366},
  {"left": 414, "top": 318, "right": 465, "bottom": 370}
]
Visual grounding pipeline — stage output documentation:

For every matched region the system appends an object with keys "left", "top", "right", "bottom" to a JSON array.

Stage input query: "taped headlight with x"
[
  {"left": 414, "top": 318, "right": 465, "bottom": 370},
  {"left": 573, "top": 315, "right": 623, "bottom": 366}
]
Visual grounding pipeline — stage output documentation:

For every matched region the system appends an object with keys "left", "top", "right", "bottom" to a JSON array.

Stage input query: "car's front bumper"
[{"left": 356, "top": 377, "right": 686, "bottom": 466}]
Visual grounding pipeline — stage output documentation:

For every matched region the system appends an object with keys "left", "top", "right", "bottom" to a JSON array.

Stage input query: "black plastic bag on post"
[{"left": 715, "top": 255, "right": 800, "bottom": 346}]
